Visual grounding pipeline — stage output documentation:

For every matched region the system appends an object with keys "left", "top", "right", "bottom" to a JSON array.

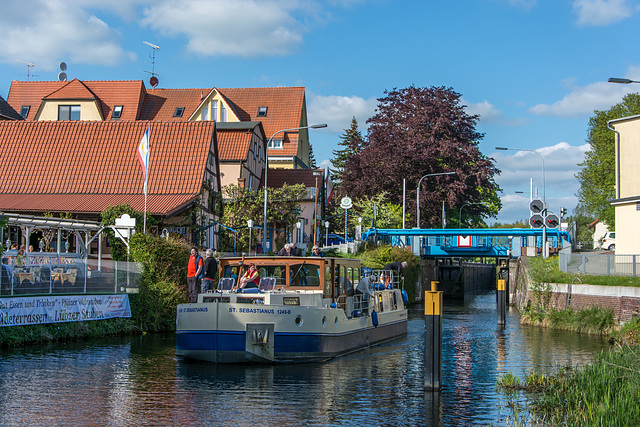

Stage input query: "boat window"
[
  {"left": 257, "top": 265, "right": 285, "bottom": 287},
  {"left": 289, "top": 263, "right": 320, "bottom": 286},
  {"left": 222, "top": 265, "right": 241, "bottom": 283}
]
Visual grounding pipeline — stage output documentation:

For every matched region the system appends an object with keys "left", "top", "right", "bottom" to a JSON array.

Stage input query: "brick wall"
[{"left": 510, "top": 257, "right": 640, "bottom": 323}]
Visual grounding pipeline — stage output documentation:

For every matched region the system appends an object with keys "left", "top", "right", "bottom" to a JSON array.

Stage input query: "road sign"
[
  {"left": 546, "top": 214, "right": 560, "bottom": 229},
  {"left": 529, "top": 214, "right": 544, "bottom": 228},
  {"left": 529, "top": 199, "right": 544, "bottom": 213}
]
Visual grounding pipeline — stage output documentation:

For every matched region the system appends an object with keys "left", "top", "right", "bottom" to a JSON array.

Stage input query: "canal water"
[{"left": 0, "top": 293, "right": 609, "bottom": 426}]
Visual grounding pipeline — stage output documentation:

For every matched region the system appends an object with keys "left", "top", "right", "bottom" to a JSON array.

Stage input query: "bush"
[
  {"left": 359, "top": 245, "right": 420, "bottom": 302},
  {"left": 129, "top": 233, "right": 191, "bottom": 332}
]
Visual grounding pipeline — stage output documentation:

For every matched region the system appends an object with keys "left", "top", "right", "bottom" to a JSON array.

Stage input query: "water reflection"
[{"left": 0, "top": 293, "right": 608, "bottom": 426}]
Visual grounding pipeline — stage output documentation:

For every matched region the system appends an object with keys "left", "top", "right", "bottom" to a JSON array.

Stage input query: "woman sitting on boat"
[{"left": 238, "top": 263, "right": 260, "bottom": 290}]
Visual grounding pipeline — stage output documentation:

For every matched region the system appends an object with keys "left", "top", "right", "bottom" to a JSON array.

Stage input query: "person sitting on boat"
[
  {"left": 238, "top": 263, "right": 260, "bottom": 290},
  {"left": 277, "top": 244, "right": 292, "bottom": 256},
  {"left": 310, "top": 245, "right": 324, "bottom": 257}
]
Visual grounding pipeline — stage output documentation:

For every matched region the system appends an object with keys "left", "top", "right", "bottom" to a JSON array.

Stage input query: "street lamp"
[
  {"left": 325, "top": 221, "right": 329, "bottom": 246},
  {"left": 608, "top": 77, "right": 640, "bottom": 84},
  {"left": 295, "top": 220, "right": 302, "bottom": 248},
  {"left": 496, "top": 146, "right": 547, "bottom": 257},
  {"left": 263, "top": 124, "right": 327, "bottom": 254},
  {"left": 459, "top": 202, "right": 482, "bottom": 228},
  {"left": 247, "top": 220, "right": 254, "bottom": 256},
  {"left": 312, "top": 170, "right": 323, "bottom": 245},
  {"left": 416, "top": 172, "right": 455, "bottom": 228}
]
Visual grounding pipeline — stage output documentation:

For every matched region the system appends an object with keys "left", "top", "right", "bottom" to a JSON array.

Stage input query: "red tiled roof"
[
  {"left": 7, "top": 80, "right": 146, "bottom": 121},
  {"left": 216, "top": 122, "right": 264, "bottom": 162},
  {"left": 266, "top": 168, "right": 323, "bottom": 188},
  {"left": 140, "top": 88, "right": 207, "bottom": 122},
  {"left": 220, "top": 87, "right": 304, "bottom": 157},
  {"left": 0, "top": 120, "right": 216, "bottom": 215}
]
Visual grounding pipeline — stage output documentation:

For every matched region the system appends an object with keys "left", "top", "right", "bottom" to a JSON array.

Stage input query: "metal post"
[
  {"left": 424, "top": 290, "right": 442, "bottom": 390},
  {"left": 497, "top": 279, "right": 506, "bottom": 326}
]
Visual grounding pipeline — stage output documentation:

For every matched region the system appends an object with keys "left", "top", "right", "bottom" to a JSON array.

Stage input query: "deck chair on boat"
[
  {"left": 258, "top": 277, "right": 276, "bottom": 292},
  {"left": 217, "top": 277, "right": 235, "bottom": 292}
]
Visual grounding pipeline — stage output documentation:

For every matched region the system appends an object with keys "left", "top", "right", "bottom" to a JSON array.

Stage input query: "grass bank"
[
  {"left": 499, "top": 338, "right": 640, "bottom": 425},
  {"left": 529, "top": 255, "right": 640, "bottom": 287}
]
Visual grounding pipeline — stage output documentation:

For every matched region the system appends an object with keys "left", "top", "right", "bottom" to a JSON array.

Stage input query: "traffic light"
[
  {"left": 529, "top": 214, "right": 544, "bottom": 228},
  {"left": 546, "top": 214, "right": 560, "bottom": 229},
  {"left": 529, "top": 199, "right": 544, "bottom": 213},
  {"left": 560, "top": 207, "right": 567, "bottom": 217}
]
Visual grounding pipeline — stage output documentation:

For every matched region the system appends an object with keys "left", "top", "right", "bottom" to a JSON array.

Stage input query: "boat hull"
[{"left": 176, "top": 301, "right": 407, "bottom": 363}]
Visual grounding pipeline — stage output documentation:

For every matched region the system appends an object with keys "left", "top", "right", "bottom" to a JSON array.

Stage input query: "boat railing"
[{"left": 367, "top": 269, "right": 403, "bottom": 290}]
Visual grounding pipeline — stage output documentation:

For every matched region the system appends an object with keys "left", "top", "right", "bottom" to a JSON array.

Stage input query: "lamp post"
[
  {"left": 295, "top": 220, "right": 302, "bottom": 249},
  {"left": 312, "top": 170, "right": 322, "bottom": 245},
  {"left": 325, "top": 221, "right": 329, "bottom": 246},
  {"left": 263, "top": 124, "right": 327, "bottom": 254},
  {"left": 459, "top": 202, "right": 482, "bottom": 228},
  {"left": 496, "top": 146, "right": 547, "bottom": 257},
  {"left": 247, "top": 219, "right": 254, "bottom": 256},
  {"left": 416, "top": 172, "right": 455, "bottom": 228}
]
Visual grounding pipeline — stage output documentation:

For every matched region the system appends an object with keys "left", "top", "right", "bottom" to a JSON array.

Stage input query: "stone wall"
[{"left": 510, "top": 256, "right": 640, "bottom": 323}]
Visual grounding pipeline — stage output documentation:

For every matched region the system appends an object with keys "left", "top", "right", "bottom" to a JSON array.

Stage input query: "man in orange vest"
[{"left": 187, "top": 246, "right": 204, "bottom": 303}]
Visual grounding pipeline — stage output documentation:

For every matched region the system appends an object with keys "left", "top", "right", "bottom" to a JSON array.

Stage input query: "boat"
[{"left": 176, "top": 256, "right": 408, "bottom": 363}]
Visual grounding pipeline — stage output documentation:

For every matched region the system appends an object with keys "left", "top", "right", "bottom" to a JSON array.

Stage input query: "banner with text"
[{"left": 0, "top": 294, "right": 131, "bottom": 327}]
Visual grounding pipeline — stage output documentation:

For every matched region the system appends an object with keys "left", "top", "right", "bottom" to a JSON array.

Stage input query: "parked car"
[{"left": 602, "top": 232, "right": 615, "bottom": 251}]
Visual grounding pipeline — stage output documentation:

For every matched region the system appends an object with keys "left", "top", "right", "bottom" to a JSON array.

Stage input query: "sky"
[{"left": 2, "top": 0, "right": 640, "bottom": 224}]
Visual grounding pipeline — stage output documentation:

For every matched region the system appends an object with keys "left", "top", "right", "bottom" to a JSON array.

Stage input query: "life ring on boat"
[
  {"left": 401, "top": 289, "right": 408, "bottom": 305},
  {"left": 371, "top": 310, "right": 378, "bottom": 327}
]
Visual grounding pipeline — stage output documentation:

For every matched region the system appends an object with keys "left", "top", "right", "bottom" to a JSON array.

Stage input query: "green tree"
[
  {"left": 576, "top": 92, "right": 640, "bottom": 228},
  {"left": 330, "top": 117, "right": 365, "bottom": 183},
  {"left": 308, "top": 143, "right": 317, "bottom": 168},
  {"left": 219, "top": 183, "right": 306, "bottom": 253},
  {"left": 351, "top": 193, "right": 404, "bottom": 230}
]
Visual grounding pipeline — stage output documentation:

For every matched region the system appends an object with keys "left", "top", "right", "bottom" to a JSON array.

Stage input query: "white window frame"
[{"left": 268, "top": 139, "right": 283, "bottom": 149}]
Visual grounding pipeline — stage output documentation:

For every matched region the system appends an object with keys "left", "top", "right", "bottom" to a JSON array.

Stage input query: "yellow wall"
[
  {"left": 193, "top": 96, "right": 239, "bottom": 123},
  {"left": 613, "top": 119, "right": 640, "bottom": 199},
  {"left": 36, "top": 100, "right": 103, "bottom": 121},
  {"left": 614, "top": 202, "right": 640, "bottom": 255}
]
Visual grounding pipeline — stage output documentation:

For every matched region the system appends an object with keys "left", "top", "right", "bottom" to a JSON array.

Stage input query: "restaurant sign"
[{"left": 0, "top": 294, "right": 131, "bottom": 327}]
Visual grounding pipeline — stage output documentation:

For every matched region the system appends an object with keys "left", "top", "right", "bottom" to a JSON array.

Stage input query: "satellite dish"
[
  {"left": 59, "top": 62, "right": 67, "bottom": 71},
  {"left": 58, "top": 72, "right": 67, "bottom": 81},
  {"left": 149, "top": 76, "right": 159, "bottom": 88}
]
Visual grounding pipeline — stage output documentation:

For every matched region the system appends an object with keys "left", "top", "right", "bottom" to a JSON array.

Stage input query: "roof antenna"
[
  {"left": 16, "top": 60, "right": 36, "bottom": 81},
  {"left": 58, "top": 62, "right": 68, "bottom": 81},
  {"left": 143, "top": 41, "right": 160, "bottom": 88}
]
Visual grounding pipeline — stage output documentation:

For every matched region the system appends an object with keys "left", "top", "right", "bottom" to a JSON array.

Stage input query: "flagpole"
[{"left": 144, "top": 124, "right": 150, "bottom": 233}]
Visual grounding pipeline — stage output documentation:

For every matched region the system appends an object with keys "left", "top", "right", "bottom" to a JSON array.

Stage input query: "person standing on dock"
[{"left": 187, "top": 247, "right": 204, "bottom": 303}]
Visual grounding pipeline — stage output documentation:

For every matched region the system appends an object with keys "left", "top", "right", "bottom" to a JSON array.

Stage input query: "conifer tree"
[{"left": 330, "top": 117, "right": 364, "bottom": 183}]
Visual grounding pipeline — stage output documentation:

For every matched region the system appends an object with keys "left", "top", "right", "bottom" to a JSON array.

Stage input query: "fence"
[
  {"left": 559, "top": 252, "right": 640, "bottom": 277},
  {"left": 1, "top": 257, "right": 142, "bottom": 296}
]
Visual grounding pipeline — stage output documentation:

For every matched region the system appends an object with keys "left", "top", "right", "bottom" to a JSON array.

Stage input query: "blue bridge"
[{"left": 360, "top": 228, "right": 571, "bottom": 258}]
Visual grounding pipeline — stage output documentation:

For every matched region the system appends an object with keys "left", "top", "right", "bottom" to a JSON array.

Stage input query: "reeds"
[{"left": 499, "top": 344, "right": 640, "bottom": 426}]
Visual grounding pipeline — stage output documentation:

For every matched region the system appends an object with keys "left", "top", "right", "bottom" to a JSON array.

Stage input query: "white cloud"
[
  {"left": 464, "top": 99, "right": 502, "bottom": 123},
  {"left": 307, "top": 93, "right": 377, "bottom": 133},
  {"left": 0, "top": 1, "right": 135, "bottom": 69},
  {"left": 528, "top": 80, "right": 628, "bottom": 117},
  {"left": 491, "top": 142, "right": 587, "bottom": 221},
  {"left": 141, "top": 0, "right": 312, "bottom": 57},
  {"left": 573, "top": 0, "right": 633, "bottom": 26}
]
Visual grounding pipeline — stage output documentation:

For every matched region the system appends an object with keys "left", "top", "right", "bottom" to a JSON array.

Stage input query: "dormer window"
[
  {"left": 112, "top": 105, "right": 123, "bottom": 120},
  {"left": 173, "top": 107, "right": 185, "bottom": 118},
  {"left": 20, "top": 106, "right": 30, "bottom": 118},
  {"left": 58, "top": 105, "right": 80, "bottom": 121},
  {"left": 257, "top": 106, "right": 268, "bottom": 117},
  {"left": 268, "top": 139, "right": 283, "bottom": 149}
]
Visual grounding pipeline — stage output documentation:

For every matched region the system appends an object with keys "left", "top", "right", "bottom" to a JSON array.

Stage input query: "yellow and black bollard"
[
  {"left": 424, "top": 290, "right": 443, "bottom": 390},
  {"left": 497, "top": 279, "right": 506, "bottom": 326}
]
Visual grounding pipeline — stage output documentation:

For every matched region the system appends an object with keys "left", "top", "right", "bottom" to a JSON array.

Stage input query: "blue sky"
[{"left": 2, "top": 0, "right": 640, "bottom": 224}]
